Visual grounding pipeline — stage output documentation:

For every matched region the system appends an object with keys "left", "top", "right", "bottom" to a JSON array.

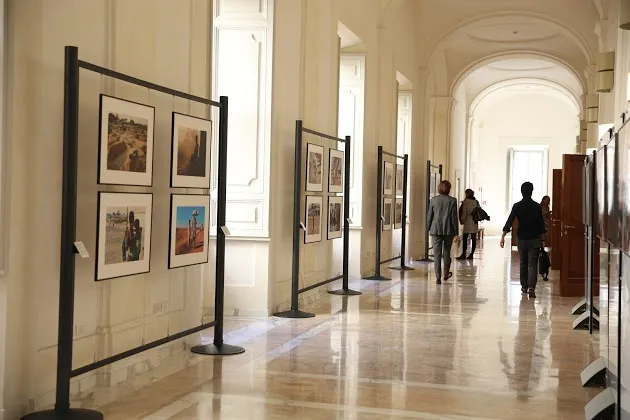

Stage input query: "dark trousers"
[
  {"left": 462, "top": 233, "right": 477, "bottom": 256},
  {"left": 517, "top": 238, "right": 541, "bottom": 290},
  {"left": 432, "top": 235, "right": 454, "bottom": 280}
]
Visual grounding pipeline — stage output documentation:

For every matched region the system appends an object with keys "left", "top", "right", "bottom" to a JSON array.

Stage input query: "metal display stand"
[
  {"left": 417, "top": 160, "right": 442, "bottom": 262},
  {"left": 273, "top": 121, "right": 360, "bottom": 319},
  {"left": 22, "top": 46, "right": 243, "bottom": 420},
  {"left": 364, "top": 146, "right": 413, "bottom": 281}
]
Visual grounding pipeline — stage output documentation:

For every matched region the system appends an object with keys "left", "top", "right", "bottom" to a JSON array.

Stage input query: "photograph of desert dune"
[{"left": 106, "top": 112, "right": 149, "bottom": 173}]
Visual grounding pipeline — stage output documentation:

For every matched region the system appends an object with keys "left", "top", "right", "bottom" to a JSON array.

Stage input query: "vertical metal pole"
[
  {"left": 290, "top": 121, "right": 303, "bottom": 310},
  {"left": 418, "top": 160, "right": 432, "bottom": 262},
  {"left": 330, "top": 137, "right": 361, "bottom": 295},
  {"left": 439, "top": 164, "right": 443, "bottom": 183},
  {"left": 55, "top": 45, "right": 80, "bottom": 414},
  {"left": 273, "top": 121, "right": 315, "bottom": 316},
  {"left": 589, "top": 152, "right": 596, "bottom": 333},
  {"left": 342, "top": 136, "right": 351, "bottom": 289},
  {"left": 375, "top": 147, "right": 383, "bottom": 276},
  {"left": 365, "top": 147, "right": 389, "bottom": 280},
  {"left": 24, "top": 46, "right": 102, "bottom": 420},
  {"left": 213, "top": 95, "right": 229, "bottom": 346},
  {"left": 191, "top": 97, "right": 246, "bottom": 354},
  {"left": 400, "top": 154, "right": 413, "bottom": 270}
]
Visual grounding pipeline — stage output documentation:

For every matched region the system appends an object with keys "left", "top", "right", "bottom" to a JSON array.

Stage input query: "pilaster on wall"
[{"left": 429, "top": 96, "right": 452, "bottom": 172}]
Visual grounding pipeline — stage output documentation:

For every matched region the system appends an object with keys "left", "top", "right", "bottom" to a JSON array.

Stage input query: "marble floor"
[{"left": 84, "top": 241, "right": 599, "bottom": 419}]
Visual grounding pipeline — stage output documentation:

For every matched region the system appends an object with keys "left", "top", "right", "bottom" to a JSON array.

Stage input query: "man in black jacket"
[{"left": 500, "top": 182, "right": 546, "bottom": 298}]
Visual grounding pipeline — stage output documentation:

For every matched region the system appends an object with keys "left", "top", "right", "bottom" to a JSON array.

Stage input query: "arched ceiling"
[
  {"left": 458, "top": 56, "right": 584, "bottom": 114},
  {"left": 417, "top": 0, "right": 599, "bottom": 95}
]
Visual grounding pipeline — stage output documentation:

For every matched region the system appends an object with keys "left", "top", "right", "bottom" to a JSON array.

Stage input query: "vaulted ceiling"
[{"left": 416, "top": 0, "right": 600, "bottom": 96}]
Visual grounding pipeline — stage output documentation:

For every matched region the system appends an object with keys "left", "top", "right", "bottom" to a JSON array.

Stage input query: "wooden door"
[
  {"left": 560, "top": 155, "right": 586, "bottom": 296},
  {"left": 551, "top": 169, "right": 562, "bottom": 269}
]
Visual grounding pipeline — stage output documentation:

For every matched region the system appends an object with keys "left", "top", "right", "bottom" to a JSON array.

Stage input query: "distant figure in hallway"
[
  {"left": 500, "top": 182, "right": 546, "bottom": 298},
  {"left": 540, "top": 195, "right": 551, "bottom": 246},
  {"left": 427, "top": 180, "right": 459, "bottom": 284},
  {"left": 458, "top": 189, "right": 479, "bottom": 260}
]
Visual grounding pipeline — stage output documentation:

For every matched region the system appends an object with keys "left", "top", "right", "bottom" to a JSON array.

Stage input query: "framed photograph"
[
  {"left": 382, "top": 197, "right": 392, "bottom": 231},
  {"left": 328, "top": 149, "right": 344, "bottom": 193},
  {"left": 306, "top": 143, "right": 324, "bottom": 192},
  {"left": 383, "top": 161, "right": 394, "bottom": 195},
  {"left": 168, "top": 194, "right": 210, "bottom": 269},
  {"left": 394, "top": 199, "right": 403, "bottom": 229},
  {"left": 327, "top": 196, "right": 343, "bottom": 240},
  {"left": 395, "top": 164, "right": 404, "bottom": 195},
  {"left": 98, "top": 95, "right": 155, "bottom": 186},
  {"left": 96, "top": 192, "right": 153, "bottom": 281},
  {"left": 171, "top": 113, "right": 212, "bottom": 188},
  {"left": 607, "top": 134, "right": 619, "bottom": 247},
  {"left": 304, "top": 195, "right": 323, "bottom": 243},
  {"left": 596, "top": 145, "right": 606, "bottom": 239}
]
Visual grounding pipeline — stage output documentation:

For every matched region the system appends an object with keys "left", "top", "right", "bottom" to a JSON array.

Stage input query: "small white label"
[
  {"left": 220, "top": 226, "right": 231, "bottom": 236},
  {"left": 74, "top": 241, "right": 90, "bottom": 259},
  {"left": 347, "top": 218, "right": 353, "bottom": 224},
  {"left": 300, "top": 222, "right": 306, "bottom": 230}
]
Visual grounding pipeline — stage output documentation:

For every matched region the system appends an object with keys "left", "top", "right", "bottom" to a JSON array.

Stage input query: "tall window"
[{"left": 508, "top": 148, "right": 548, "bottom": 207}]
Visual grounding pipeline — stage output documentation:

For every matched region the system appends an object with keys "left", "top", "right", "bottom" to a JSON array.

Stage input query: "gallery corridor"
[{"left": 77, "top": 240, "right": 596, "bottom": 419}]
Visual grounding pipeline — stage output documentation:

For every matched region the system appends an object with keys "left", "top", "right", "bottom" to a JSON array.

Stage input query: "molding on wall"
[{"left": 212, "top": 0, "right": 273, "bottom": 239}]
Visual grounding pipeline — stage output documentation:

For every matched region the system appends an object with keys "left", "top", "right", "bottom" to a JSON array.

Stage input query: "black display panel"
[
  {"left": 619, "top": 121, "right": 630, "bottom": 254},
  {"left": 606, "top": 134, "right": 620, "bottom": 247},
  {"left": 596, "top": 145, "right": 607, "bottom": 238}
]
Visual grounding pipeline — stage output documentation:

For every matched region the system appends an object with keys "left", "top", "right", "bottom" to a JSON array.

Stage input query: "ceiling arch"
[
  {"left": 469, "top": 78, "right": 582, "bottom": 117},
  {"left": 424, "top": 11, "right": 594, "bottom": 66},
  {"left": 450, "top": 51, "right": 585, "bottom": 99}
]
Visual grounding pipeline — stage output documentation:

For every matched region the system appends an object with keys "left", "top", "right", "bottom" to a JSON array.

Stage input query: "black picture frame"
[
  {"left": 383, "top": 161, "right": 394, "bottom": 195},
  {"left": 170, "top": 112, "right": 213, "bottom": 189},
  {"left": 327, "top": 196, "right": 343, "bottom": 240},
  {"left": 305, "top": 143, "right": 324, "bottom": 192},
  {"left": 304, "top": 195, "right": 323, "bottom": 244},
  {"left": 97, "top": 94, "right": 156, "bottom": 187},
  {"left": 168, "top": 193, "right": 211, "bottom": 269},
  {"left": 95, "top": 191, "right": 154, "bottom": 281},
  {"left": 382, "top": 197, "right": 392, "bottom": 231},
  {"left": 328, "top": 148, "right": 344, "bottom": 194}
]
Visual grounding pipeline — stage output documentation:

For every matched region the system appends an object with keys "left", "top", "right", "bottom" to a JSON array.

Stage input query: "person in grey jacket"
[{"left": 427, "top": 180, "right": 459, "bottom": 284}]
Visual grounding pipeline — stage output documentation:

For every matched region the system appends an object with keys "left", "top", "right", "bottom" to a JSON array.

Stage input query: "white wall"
[
  {"left": 2, "top": 0, "right": 214, "bottom": 415},
  {"left": 471, "top": 92, "right": 579, "bottom": 234},
  {"left": 270, "top": 0, "right": 422, "bottom": 313}
]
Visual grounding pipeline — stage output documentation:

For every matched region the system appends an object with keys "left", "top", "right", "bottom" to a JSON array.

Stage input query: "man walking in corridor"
[{"left": 500, "top": 182, "right": 546, "bottom": 298}]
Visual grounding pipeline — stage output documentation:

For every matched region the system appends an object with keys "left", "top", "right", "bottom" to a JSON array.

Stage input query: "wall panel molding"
[{"left": 212, "top": 0, "right": 273, "bottom": 238}]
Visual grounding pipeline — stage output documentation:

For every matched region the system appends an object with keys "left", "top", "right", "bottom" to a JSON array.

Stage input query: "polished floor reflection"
[{"left": 84, "top": 241, "right": 598, "bottom": 419}]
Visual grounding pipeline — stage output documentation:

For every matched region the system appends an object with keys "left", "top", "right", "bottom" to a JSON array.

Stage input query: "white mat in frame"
[
  {"left": 96, "top": 192, "right": 153, "bottom": 281},
  {"left": 171, "top": 112, "right": 212, "bottom": 189},
  {"left": 169, "top": 194, "right": 210, "bottom": 269},
  {"left": 98, "top": 95, "right": 155, "bottom": 186}
]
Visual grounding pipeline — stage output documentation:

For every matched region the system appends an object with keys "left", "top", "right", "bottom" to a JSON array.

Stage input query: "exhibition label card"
[{"left": 74, "top": 241, "right": 90, "bottom": 259}]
